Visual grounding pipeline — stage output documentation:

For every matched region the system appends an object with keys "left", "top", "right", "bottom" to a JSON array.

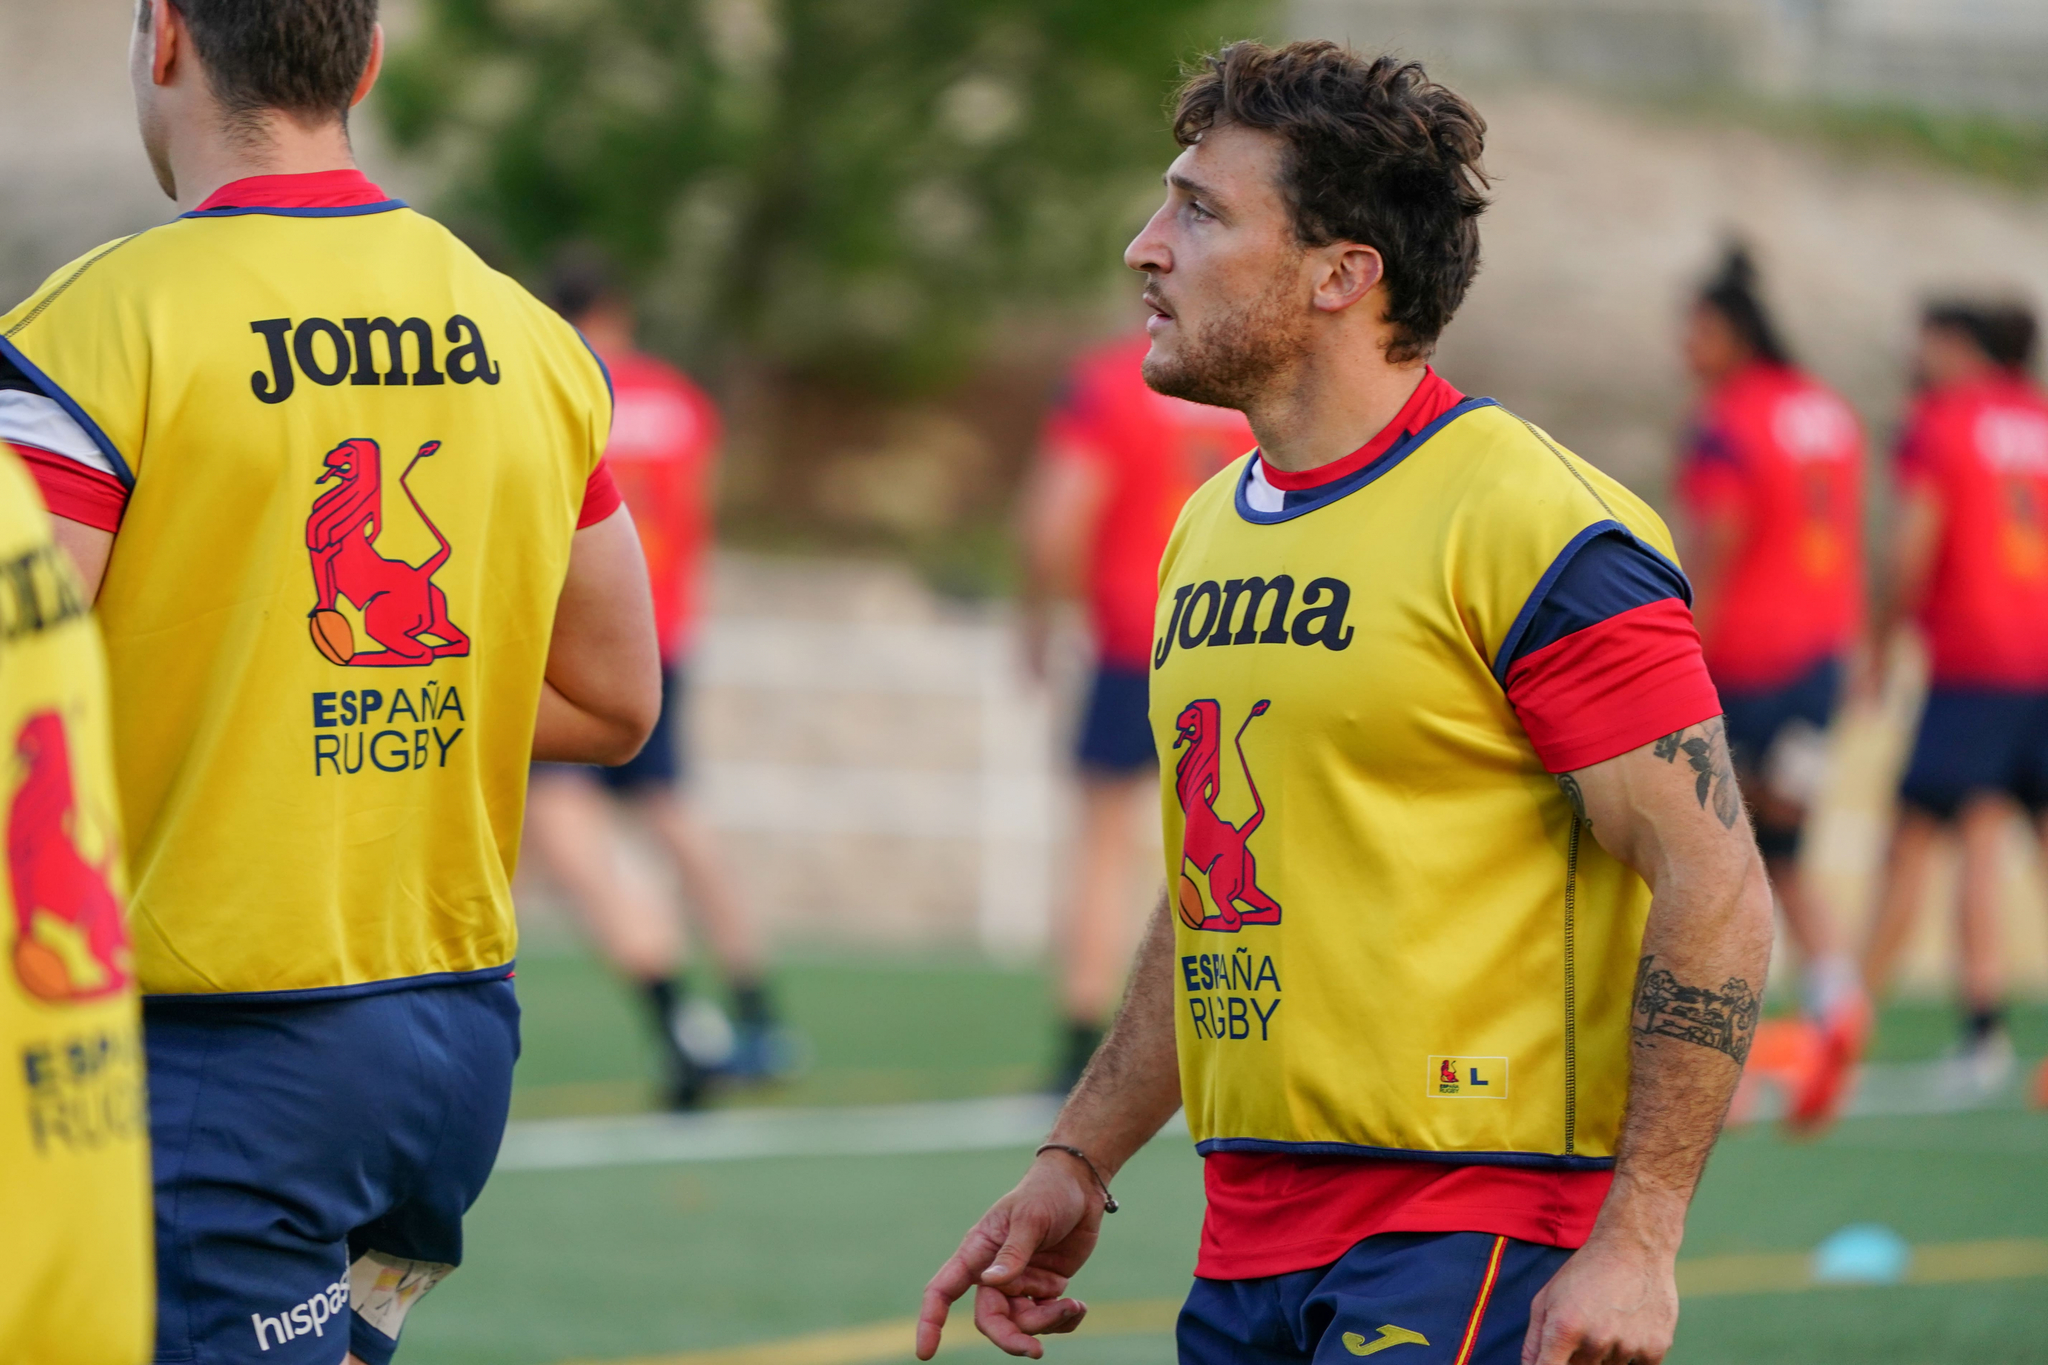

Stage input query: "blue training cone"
[{"left": 1812, "top": 1224, "right": 1911, "bottom": 1285}]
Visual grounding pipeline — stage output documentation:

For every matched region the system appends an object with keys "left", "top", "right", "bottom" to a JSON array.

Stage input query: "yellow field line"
[{"left": 564, "top": 1238, "right": 2048, "bottom": 1365}]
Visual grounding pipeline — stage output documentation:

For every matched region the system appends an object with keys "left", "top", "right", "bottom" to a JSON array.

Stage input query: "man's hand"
[
  {"left": 1521, "top": 1185, "right": 1684, "bottom": 1365},
  {"left": 916, "top": 1153, "right": 1102, "bottom": 1359}
]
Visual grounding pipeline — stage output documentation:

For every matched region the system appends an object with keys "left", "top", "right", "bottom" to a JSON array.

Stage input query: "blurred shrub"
[{"left": 381, "top": 0, "right": 1268, "bottom": 393}]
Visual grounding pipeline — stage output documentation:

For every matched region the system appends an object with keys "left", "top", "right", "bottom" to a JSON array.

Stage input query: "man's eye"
[{"left": 1188, "top": 202, "right": 1214, "bottom": 222}]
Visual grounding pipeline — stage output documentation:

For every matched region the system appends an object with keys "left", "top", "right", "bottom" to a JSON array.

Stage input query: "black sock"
[
  {"left": 642, "top": 976, "right": 710, "bottom": 1107},
  {"left": 1054, "top": 1020, "right": 1106, "bottom": 1092},
  {"left": 731, "top": 979, "right": 775, "bottom": 1028},
  {"left": 1965, "top": 1005, "right": 2007, "bottom": 1045}
]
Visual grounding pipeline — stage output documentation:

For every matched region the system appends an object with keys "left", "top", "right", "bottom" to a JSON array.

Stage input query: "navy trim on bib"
[
  {"left": 1195, "top": 1136, "right": 1617, "bottom": 1171},
  {"left": 1234, "top": 397, "right": 1499, "bottom": 525},
  {"left": 0, "top": 333, "right": 135, "bottom": 488},
  {"left": 141, "top": 960, "right": 514, "bottom": 1006},
  {"left": 1491, "top": 522, "right": 1693, "bottom": 685},
  {"left": 179, "top": 200, "right": 408, "bottom": 220}
]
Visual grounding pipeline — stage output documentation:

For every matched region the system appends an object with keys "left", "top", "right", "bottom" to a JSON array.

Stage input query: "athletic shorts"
[
  {"left": 1178, "top": 1231, "right": 1569, "bottom": 1365},
  {"left": 534, "top": 661, "right": 688, "bottom": 792},
  {"left": 1719, "top": 656, "right": 1839, "bottom": 777},
  {"left": 1900, "top": 686, "right": 2048, "bottom": 821},
  {"left": 1075, "top": 663, "right": 1155, "bottom": 774},
  {"left": 144, "top": 977, "right": 519, "bottom": 1365}
]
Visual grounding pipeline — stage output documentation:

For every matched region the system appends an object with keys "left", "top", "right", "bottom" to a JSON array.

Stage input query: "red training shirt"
[
  {"left": 1042, "top": 334, "right": 1255, "bottom": 670},
  {"left": 1898, "top": 372, "right": 2048, "bottom": 687},
  {"left": 6, "top": 169, "right": 620, "bottom": 534},
  {"left": 595, "top": 350, "right": 722, "bottom": 660},
  {"left": 1201, "top": 369, "right": 1721, "bottom": 1282},
  {"left": 1677, "top": 361, "right": 1864, "bottom": 691}
]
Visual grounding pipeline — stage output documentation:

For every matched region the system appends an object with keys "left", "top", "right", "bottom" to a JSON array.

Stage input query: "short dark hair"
[
  {"left": 1924, "top": 299, "right": 2039, "bottom": 374},
  {"left": 1698, "top": 244, "right": 1793, "bottom": 367},
  {"left": 547, "top": 250, "right": 617, "bottom": 326},
  {"left": 144, "top": 0, "right": 378, "bottom": 126},
  {"left": 1171, "top": 40, "right": 1489, "bottom": 363}
]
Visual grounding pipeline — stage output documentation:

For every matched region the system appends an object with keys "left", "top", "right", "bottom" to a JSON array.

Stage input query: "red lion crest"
[
  {"left": 1172, "top": 698, "right": 1282, "bottom": 932},
  {"left": 306, "top": 438, "right": 470, "bottom": 667},
  {"left": 8, "top": 711, "right": 130, "bottom": 1001}
]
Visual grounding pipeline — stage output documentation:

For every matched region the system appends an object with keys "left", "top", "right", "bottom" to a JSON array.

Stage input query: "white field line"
[{"left": 497, "top": 1058, "right": 2029, "bottom": 1175}]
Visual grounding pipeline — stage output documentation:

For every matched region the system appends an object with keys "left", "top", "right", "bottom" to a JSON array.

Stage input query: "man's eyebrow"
[{"left": 1167, "top": 171, "right": 1223, "bottom": 207}]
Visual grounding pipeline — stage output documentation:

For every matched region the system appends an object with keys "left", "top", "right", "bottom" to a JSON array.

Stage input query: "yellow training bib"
[
  {"left": 0, "top": 200, "right": 611, "bottom": 997},
  {"left": 1152, "top": 400, "right": 1676, "bottom": 1168},
  {"left": 0, "top": 448, "right": 151, "bottom": 1363}
]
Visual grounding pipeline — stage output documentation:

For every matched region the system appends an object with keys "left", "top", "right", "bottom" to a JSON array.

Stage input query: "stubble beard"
[{"left": 1140, "top": 275, "right": 1307, "bottom": 413}]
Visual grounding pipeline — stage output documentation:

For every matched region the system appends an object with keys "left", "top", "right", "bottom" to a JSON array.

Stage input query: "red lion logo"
[
  {"left": 1441, "top": 1057, "right": 1459, "bottom": 1086},
  {"left": 306, "top": 438, "right": 470, "bottom": 667},
  {"left": 1172, "top": 698, "right": 1282, "bottom": 932},
  {"left": 8, "top": 711, "right": 130, "bottom": 1001}
]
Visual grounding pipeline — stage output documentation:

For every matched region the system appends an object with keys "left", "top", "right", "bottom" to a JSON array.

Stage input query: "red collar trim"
[
  {"left": 193, "top": 169, "right": 390, "bottom": 213},
  {"left": 1258, "top": 368, "right": 1466, "bottom": 491},
  {"left": 1253, "top": 368, "right": 1466, "bottom": 491}
]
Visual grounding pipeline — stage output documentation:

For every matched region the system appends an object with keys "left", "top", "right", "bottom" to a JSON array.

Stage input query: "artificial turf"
[{"left": 399, "top": 946, "right": 2048, "bottom": 1365}]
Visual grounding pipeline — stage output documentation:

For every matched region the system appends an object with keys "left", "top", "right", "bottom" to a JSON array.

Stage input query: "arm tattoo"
[
  {"left": 1653, "top": 717, "right": 1741, "bottom": 829},
  {"left": 1556, "top": 771, "right": 1591, "bottom": 828},
  {"left": 1631, "top": 953, "right": 1760, "bottom": 1065}
]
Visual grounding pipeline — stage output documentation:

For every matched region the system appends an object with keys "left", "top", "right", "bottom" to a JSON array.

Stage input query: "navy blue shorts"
[
  {"left": 1178, "top": 1232, "right": 1569, "bottom": 1365},
  {"left": 145, "top": 978, "right": 519, "bottom": 1365},
  {"left": 1719, "top": 656, "right": 1840, "bottom": 777},
  {"left": 1075, "top": 663, "right": 1155, "bottom": 774},
  {"left": 1900, "top": 686, "right": 2048, "bottom": 821},
  {"left": 535, "top": 662, "right": 688, "bottom": 792}
]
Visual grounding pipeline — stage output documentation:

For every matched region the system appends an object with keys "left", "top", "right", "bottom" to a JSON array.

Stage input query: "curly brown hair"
[{"left": 1172, "top": 40, "right": 1489, "bottom": 363}]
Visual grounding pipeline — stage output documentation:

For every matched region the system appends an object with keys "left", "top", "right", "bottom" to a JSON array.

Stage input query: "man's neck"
[
  {"left": 1243, "top": 344, "right": 1429, "bottom": 474},
  {"left": 168, "top": 112, "right": 359, "bottom": 213}
]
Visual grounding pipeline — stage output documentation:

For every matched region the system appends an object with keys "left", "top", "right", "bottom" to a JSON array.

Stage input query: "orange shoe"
[
  {"left": 1785, "top": 997, "right": 1871, "bottom": 1138},
  {"left": 2032, "top": 1057, "right": 2048, "bottom": 1111},
  {"left": 1728, "top": 1017, "right": 1818, "bottom": 1127}
]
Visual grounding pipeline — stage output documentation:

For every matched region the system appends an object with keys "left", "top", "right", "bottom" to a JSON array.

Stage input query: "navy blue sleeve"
[{"left": 1495, "top": 528, "right": 1694, "bottom": 679}]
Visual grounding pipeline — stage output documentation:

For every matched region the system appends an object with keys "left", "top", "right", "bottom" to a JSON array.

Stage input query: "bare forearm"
[
  {"left": 1604, "top": 849, "right": 1773, "bottom": 1244},
  {"left": 1045, "top": 894, "right": 1182, "bottom": 1176}
]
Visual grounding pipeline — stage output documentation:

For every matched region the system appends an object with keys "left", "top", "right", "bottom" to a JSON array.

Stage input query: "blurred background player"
[
  {"left": 0, "top": 443, "right": 151, "bottom": 1364},
  {"left": 1675, "top": 245, "right": 1869, "bottom": 1129},
  {"left": 1016, "top": 331, "right": 1252, "bottom": 1092},
  {"left": 528, "top": 260, "right": 795, "bottom": 1109},
  {"left": 0, "top": 2, "right": 659, "bottom": 1361},
  {"left": 1865, "top": 299, "right": 2048, "bottom": 1099}
]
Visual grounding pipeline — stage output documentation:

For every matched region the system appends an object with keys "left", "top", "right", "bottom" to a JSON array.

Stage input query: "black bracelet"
[{"left": 1036, "top": 1142, "right": 1119, "bottom": 1214}]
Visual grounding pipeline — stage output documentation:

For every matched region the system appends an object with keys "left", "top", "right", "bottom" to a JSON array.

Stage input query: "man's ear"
[
  {"left": 1310, "top": 243, "right": 1384, "bottom": 316},
  {"left": 149, "top": 0, "right": 181, "bottom": 88},
  {"left": 351, "top": 25, "right": 385, "bottom": 110}
]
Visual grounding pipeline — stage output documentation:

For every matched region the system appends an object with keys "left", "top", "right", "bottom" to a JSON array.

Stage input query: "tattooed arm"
[{"left": 1525, "top": 717, "right": 1773, "bottom": 1365}]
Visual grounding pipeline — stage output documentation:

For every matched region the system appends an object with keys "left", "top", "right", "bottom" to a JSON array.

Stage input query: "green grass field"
[{"left": 401, "top": 945, "right": 2048, "bottom": 1365}]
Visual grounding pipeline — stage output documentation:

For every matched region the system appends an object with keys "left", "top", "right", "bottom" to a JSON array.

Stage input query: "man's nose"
[{"left": 1124, "top": 207, "right": 1171, "bottom": 275}]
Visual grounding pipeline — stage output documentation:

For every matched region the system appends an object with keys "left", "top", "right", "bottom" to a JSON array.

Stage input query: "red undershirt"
[
  {"left": 11, "top": 168, "right": 621, "bottom": 532},
  {"left": 1198, "top": 368, "right": 1702, "bottom": 1282}
]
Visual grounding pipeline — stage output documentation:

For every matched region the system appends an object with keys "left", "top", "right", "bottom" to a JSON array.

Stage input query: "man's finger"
[
  {"left": 1520, "top": 1288, "right": 1551, "bottom": 1365},
  {"left": 1531, "top": 1313, "right": 1582, "bottom": 1365},
  {"left": 998, "top": 1267, "right": 1071, "bottom": 1300},
  {"left": 972, "top": 1284, "right": 1045, "bottom": 1359},
  {"left": 916, "top": 1246, "right": 989, "bottom": 1362},
  {"left": 1008, "top": 1295, "right": 1087, "bottom": 1336},
  {"left": 981, "top": 1210, "right": 1051, "bottom": 1287}
]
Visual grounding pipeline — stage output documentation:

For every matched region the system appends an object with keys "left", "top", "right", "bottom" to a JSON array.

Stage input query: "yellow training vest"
[
  {"left": 1152, "top": 400, "right": 1677, "bottom": 1169},
  {"left": 0, "top": 200, "right": 611, "bottom": 998},
  {"left": 0, "top": 448, "right": 152, "bottom": 1362}
]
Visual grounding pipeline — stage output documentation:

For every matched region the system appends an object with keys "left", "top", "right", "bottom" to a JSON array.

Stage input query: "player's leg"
[
  {"left": 1052, "top": 663, "right": 1158, "bottom": 1092},
  {"left": 344, "top": 980, "right": 520, "bottom": 1365},
  {"left": 631, "top": 662, "right": 797, "bottom": 1080},
  {"left": 1953, "top": 792, "right": 2015, "bottom": 1089},
  {"left": 1862, "top": 808, "right": 1942, "bottom": 998},
  {"left": 1866, "top": 686, "right": 1981, "bottom": 998},
  {"left": 524, "top": 766, "right": 709, "bottom": 1108}
]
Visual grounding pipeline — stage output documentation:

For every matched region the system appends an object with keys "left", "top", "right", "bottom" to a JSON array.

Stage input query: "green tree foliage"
[{"left": 380, "top": 0, "right": 1268, "bottom": 391}]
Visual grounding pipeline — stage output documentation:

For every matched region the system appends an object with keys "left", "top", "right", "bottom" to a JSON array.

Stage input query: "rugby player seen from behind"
[
  {"left": 0, "top": 2, "right": 658, "bottom": 1362},
  {"left": 919, "top": 42, "right": 1772, "bottom": 1365}
]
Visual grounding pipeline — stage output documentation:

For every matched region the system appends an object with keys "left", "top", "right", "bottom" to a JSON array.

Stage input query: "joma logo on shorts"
[
  {"left": 251, "top": 1277, "right": 348, "bottom": 1351},
  {"left": 248, "top": 314, "right": 501, "bottom": 404},
  {"left": 1153, "top": 574, "right": 1355, "bottom": 669}
]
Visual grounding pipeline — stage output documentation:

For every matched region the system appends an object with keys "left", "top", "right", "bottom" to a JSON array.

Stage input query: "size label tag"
[{"left": 1425, "top": 1055, "right": 1509, "bottom": 1099}]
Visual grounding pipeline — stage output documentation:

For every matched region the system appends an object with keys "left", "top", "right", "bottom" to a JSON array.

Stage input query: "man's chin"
[{"left": 1141, "top": 351, "right": 1242, "bottom": 410}]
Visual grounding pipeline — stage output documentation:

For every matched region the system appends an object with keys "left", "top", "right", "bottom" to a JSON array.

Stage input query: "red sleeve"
[
  {"left": 1676, "top": 423, "right": 1745, "bottom": 519},
  {"left": 1505, "top": 599, "right": 1723, "bottom": 773},
  {"left": 11, "top": 442, "right": 127, "bottom": 531},
  {"left": 577, "top": 458, "right": 622, "bottom": 529},
  {"left": 1895, "top": 407, "right": 1941, "bottom": 494}
]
